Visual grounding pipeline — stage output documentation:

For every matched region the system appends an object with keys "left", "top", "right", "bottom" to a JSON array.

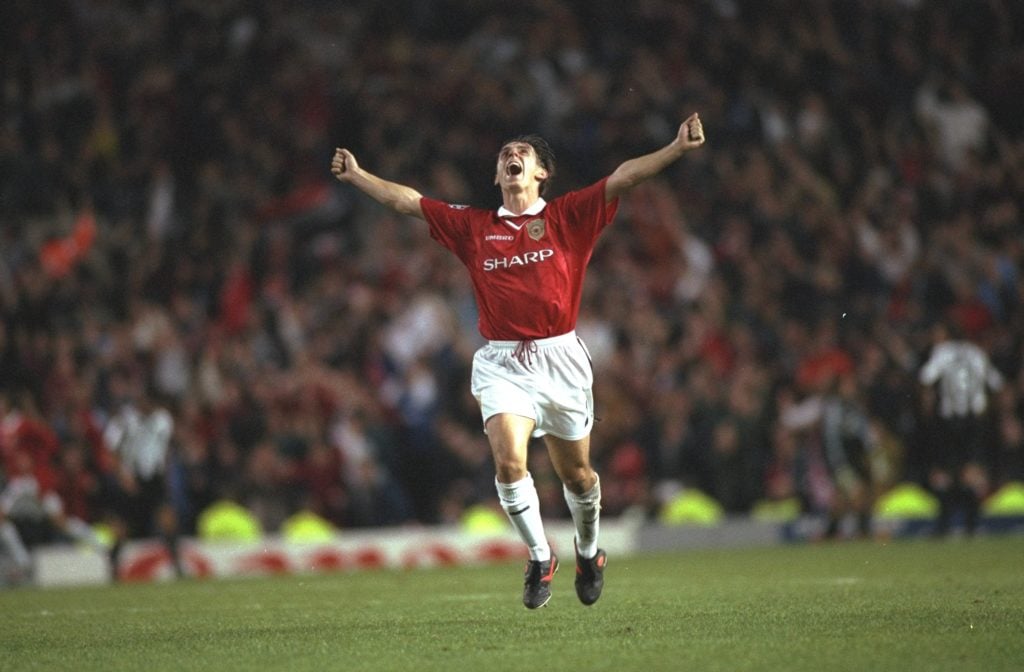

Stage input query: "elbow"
[
  {"left": 607, "top": 170, "right": 640, "bottom": 198},
  {"left": 381, "top": 193, "right": 414, "bottom": 216},
  {"left": 396, "top": 196, "right": 423, "bottom": 219}
]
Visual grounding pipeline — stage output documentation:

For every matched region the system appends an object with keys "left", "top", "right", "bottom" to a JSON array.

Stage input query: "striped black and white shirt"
[
  {"left": 102, "top": 405, "right": 174, "bottom": 480},
  {"left": 919, "top": 341, "right": 1003, "bottom": 418}
]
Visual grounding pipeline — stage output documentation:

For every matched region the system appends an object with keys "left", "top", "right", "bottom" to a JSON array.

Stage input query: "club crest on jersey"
[{"left": 526, "top": 218, "right": 546, "bottom": 241}]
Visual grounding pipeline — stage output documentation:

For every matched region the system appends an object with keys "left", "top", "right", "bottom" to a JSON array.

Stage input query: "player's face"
[{"left": 495, "top": 142, "right": 548, "bottom": 191}]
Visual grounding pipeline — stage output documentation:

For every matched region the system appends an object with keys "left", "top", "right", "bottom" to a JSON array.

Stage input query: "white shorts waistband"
[{"left": 487, "top": 331, "right": 578, "bottom": 349}]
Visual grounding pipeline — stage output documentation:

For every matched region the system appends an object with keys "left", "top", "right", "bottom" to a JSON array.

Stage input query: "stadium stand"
[{"left": 1, "top": 1, "right": 1022, "bottom": 565}]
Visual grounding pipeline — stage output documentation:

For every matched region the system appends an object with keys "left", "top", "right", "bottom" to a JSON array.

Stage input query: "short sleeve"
[
  {"left": 549, "top": 177, "right": 619, "bottom": 243},
  {"left": 421, "top": 197, "right": 475, "bottom": 258}
]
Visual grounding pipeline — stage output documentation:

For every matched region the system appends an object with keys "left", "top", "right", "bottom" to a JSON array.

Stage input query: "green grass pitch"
[{"left": 2, "top": 535, "right": 1023, "bottom": 671}]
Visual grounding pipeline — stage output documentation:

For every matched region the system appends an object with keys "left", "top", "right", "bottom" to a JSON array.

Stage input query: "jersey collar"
[{"left": 497, "top": 198, "right": 546, "bottom": 218}]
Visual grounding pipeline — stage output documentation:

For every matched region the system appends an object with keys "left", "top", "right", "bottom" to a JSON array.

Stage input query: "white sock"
[
  {"left": 564, "top": 475, "right": 601, "bottom": 559},
  {"left": 496, "top": 473, "right": 550, "bottom": 562},
  {"left": 1, "top": 520, "right": 32, "bottom": 569}
]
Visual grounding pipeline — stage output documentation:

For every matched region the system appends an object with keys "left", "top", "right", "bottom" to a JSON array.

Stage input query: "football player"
[{"left": 331, "top": 113, "right": 705, "bottom": 608}]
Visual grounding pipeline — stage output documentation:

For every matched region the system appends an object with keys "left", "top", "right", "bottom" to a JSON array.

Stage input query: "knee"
[
  {"left": 494, "top": 458, "right": 527, "bottom": 484},
  {"left": 562, "top": 467, "right": 596, "bottom": 495}
]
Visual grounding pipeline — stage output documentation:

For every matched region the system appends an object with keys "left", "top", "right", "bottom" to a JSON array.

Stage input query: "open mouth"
[{"left": 507, "top": 162, "right": 523, "bottom": 177}]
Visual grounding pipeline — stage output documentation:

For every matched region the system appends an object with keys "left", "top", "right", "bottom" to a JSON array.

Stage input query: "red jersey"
[{"left": 421, "top": 178, "right": 619, "bottom": 340}]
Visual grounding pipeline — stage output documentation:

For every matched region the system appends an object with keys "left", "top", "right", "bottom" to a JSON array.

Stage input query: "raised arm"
[
  {"left": 331, "top": 148, "right": 425, "bottom": 220},
  {"left": 605, "top": 113, "right": 705, "bottom": 204}
]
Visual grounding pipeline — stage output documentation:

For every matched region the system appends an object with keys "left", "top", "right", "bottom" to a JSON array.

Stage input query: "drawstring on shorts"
[{"left": 512, "top": 339, "right": 538, "bottom": 367}]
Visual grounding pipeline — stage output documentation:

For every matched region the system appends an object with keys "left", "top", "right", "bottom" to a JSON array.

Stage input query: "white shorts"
[{"left": 471, "top": 331, "right": 594, "bottom": 440}]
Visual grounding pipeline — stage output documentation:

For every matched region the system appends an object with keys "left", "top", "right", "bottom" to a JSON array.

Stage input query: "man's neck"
[{"left": 500, "top": 188, "right": 542, "bottom": 216}]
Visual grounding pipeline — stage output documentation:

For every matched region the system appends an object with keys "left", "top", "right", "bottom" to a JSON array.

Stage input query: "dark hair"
[{"left": 503, "top": 134, "right": 556, "bottom": 196}]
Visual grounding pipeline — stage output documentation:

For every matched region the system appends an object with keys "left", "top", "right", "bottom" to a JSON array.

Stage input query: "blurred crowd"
[{"left": 1, "top": 0, "right": 1023, "bottom": 546}]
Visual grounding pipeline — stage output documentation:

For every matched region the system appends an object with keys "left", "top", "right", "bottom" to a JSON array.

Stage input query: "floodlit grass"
[{"left": 2, "top": 535, "right": 1023, "bottom": 671}]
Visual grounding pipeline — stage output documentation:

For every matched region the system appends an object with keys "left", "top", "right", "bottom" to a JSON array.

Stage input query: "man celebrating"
[{"left": 331, "top": 114, "right": 705, "bottom": 608}]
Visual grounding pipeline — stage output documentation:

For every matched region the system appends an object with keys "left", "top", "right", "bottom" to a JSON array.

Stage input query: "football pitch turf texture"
[{"left": 2, "top": 535, "right": 1022, "bottom": 671}]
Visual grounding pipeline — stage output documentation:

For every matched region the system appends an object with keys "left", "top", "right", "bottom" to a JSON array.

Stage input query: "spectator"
[{"left": 1, "top": 449, "right": 108, "bottom": 580}]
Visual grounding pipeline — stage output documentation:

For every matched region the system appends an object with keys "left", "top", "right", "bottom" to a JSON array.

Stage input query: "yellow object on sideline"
[
  {"left": 873, "top": 482, "right": 939, "bottom": 520},
  {"left": 983, "top": 481, "right": 1024, "bottom": 516},
  {"left": 659, "top": 489, "right": 724, "bottom": 526},
  {"left": 197, "top": 500, "right": 263, "bottom": 542},
  {"left": 282, "top": 510, "right": 338, "bottom": 543}
]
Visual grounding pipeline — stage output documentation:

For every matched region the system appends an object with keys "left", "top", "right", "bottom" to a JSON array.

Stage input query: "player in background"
[
  {"left": 102, "top": 383, "right": 183, "bottom": 579},
  {"left": 820, "top": 375, "right": 876, "bottom": 539},
  {"left": 331, "top": 114, "right": 705, "bottom": 608},
  {"left": 919, "top": 321, "right": 1004, "bottom": 536}
]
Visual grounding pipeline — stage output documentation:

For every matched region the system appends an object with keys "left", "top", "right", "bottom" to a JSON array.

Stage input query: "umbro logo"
[{"left": 485, "top": 234, "right": 515, "bottom": 241}]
